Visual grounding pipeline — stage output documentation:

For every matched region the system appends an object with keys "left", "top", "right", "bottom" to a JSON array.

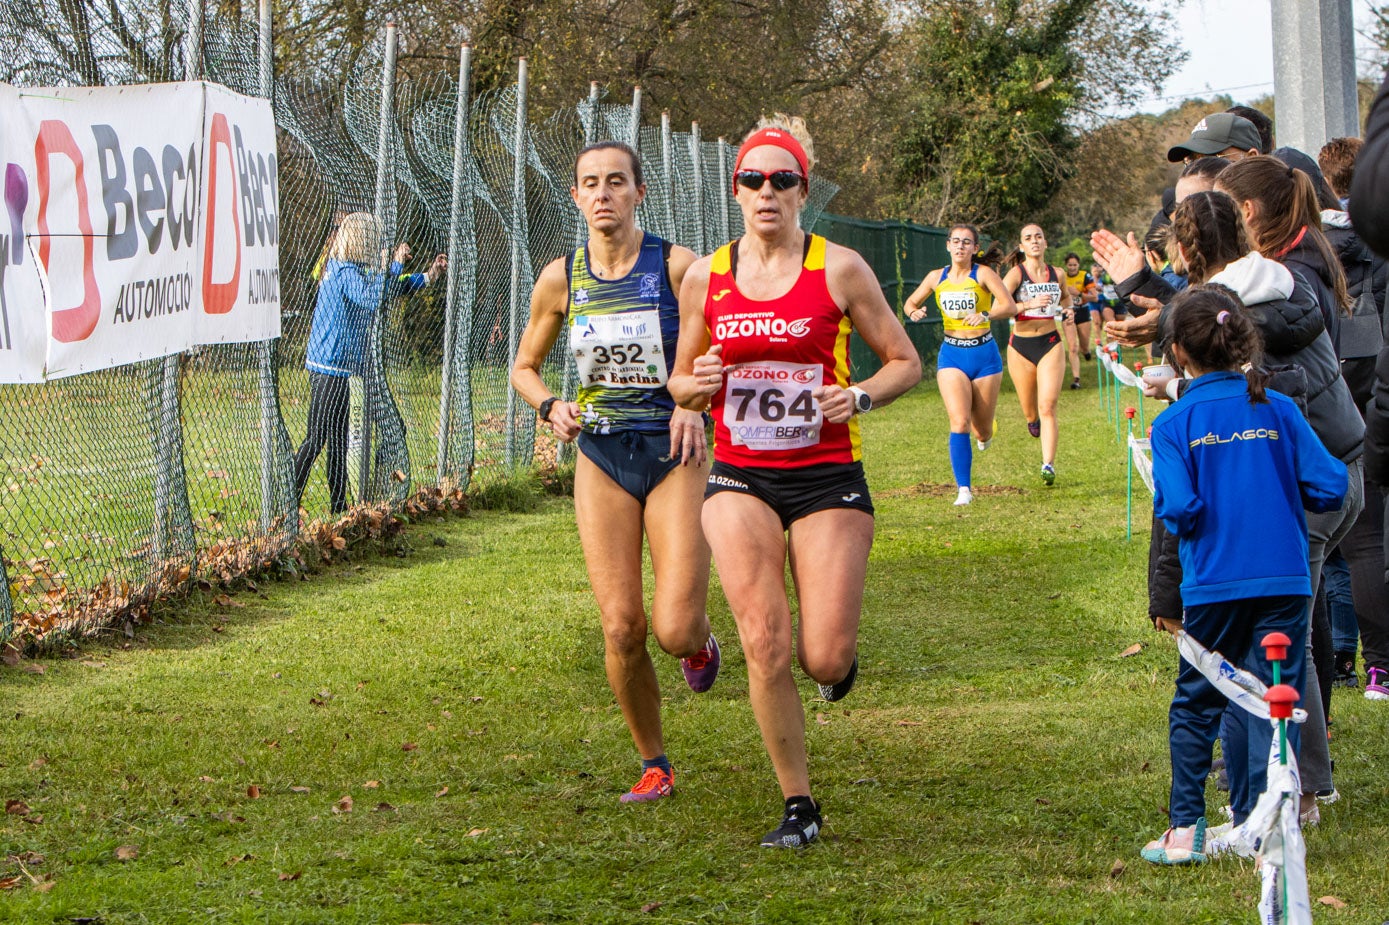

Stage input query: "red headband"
[{"left": 733, "top": 128, "right": 809, "bottom": 194}]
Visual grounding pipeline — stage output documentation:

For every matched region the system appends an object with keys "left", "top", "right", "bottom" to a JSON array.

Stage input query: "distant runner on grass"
[
  {"left": 904, "top": 224, "right": 1016, "bottom": 505},
  {"left": 510, "top": 141, "right": 721, "bottom": 806}
]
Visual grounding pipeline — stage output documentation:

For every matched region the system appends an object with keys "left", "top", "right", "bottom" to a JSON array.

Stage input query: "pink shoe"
[
  {"left": 681, "top": 633, "right": 721, "bottom": 693},
  {"left": 619, "top": 766, "right": 673, "bottom": 804}
]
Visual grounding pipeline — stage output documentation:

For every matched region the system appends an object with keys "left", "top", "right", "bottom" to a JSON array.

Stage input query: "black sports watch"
[
  {"left": 847, "top": 386, "right": 872, "bottom": 415},
  {"left": 538, "top": 396, "right": 559, "bottom": 422}
]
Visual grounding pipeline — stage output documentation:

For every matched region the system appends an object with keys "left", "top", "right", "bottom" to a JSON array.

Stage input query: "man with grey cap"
[{"left": 1167, "top": 112, "right": 1262, "bottom": 163}]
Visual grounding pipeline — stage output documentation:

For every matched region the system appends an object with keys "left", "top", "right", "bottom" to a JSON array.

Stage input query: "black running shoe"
[
  {"left": 760, "top": 797, "right": 822, "bottom": 848},
  {"left": 1332, "top": 651, "right": 1358, "bottom": 689},
  {"left": 817, "top": 655, "right": 858, "bottom": 702}
]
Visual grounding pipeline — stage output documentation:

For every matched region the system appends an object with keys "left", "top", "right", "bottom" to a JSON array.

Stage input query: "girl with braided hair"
[{"left": 1142, "top": 284, "right": 1347, "bottom": 865}]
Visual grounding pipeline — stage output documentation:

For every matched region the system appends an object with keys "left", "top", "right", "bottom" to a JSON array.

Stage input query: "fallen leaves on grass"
[
  {"left": 363, "top": 780, "right": 380, "bottom": 789},
  {"left": 290, "top": 786, "right": 311, "bottom": 794},
  {"left": 115, "top": 845, "right": 139, "bottom": 862},
  {"left": 435, "top": 786, "right": 449, "bottom": 798},
  {"left": 464, "top": 828, "right": 487, "bottom": 838},
  {"left": 5, "top": 800, "right": 30, "bottom": 815},
  {"left": 278, "top": 871, "right": 302, "bottom": 881},
  {"left": 246, "top": 785, "right": 261, "bottom": 799},
  {"left": 332, "top": 795, "right": 353, "bottom": 814},
  {"left": 1319, "top": 896, "right": 1347, "bottom": 909},
  {"left": 1110, "top": 859, "right": 1126, "bottom": 878},
  {"left": 401, "top": 742, "right": 418, "bottom": 751},
  {"left": 641, "top": 902, "right": 663, "bottom": 913},
  {"left": 1119, "top": 643, "right": 1144, "bottom": 658},
  {"left": 373, "top": 802, "right": 396, "bottom": 813}
]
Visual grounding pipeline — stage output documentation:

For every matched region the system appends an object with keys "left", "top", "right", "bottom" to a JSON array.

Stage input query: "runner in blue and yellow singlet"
[
  {"left": 904, "top": 224, "right": 1017, "bottom": 505},
  {"left": 511, "top": 141, "right": 720, "bottom": 807}
]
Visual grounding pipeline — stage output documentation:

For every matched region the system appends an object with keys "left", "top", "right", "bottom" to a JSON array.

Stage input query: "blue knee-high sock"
[{"left": 949, "top": 431, "right": 972, "bottom": 488}]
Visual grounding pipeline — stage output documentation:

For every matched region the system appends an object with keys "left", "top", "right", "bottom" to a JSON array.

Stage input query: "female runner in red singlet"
[
  {"left": 1001, "top": 224, "right": 1072, "bottom": 485},
  {"left": 669, "top": 115, "right": 920, "bottom": 848}
]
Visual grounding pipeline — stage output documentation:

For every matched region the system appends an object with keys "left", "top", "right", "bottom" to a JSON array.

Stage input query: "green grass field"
[{"left": 2, "top": 364, "right": 1386, "bottom": 923}]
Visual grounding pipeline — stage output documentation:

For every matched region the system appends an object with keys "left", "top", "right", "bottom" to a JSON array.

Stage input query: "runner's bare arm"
[
  {"left": 820, "top": 244, "right": 921, "bottom": 423},
  {"left": 669, "top": 255, "right": 720, "bottom": 411},
  {"left": 510, "top": 258, "right": 582, "bottom": 442}
]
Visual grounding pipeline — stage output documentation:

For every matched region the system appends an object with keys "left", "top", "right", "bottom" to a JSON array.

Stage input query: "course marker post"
[{"left": 1125, "top": 406, "right": 1136, "bottom": 540}]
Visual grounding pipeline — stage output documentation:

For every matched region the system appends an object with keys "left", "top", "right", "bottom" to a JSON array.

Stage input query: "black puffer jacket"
[
  {"left": 1281, "top": 231, "right": 1345, "bottom": 352},
  {"left": 1351, "top": 67, "right": 1389, "bottom": 258},
  {"left": 1118, "top": 253, "right": 1364, "bottom": 462},
  {"left": 1368, "top": 344, "right": 1389, "bottom": 486},
  {"left": 1216, "top": 256, "right": 1365, "bottom": 464},
  {"left": 1324, "top": 210, "right": 1389, "bottom": 408}
]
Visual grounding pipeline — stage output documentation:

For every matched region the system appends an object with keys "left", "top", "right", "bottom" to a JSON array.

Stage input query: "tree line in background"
[{"left": 257, "top": 0, "right": 1389, "bottom": 250}]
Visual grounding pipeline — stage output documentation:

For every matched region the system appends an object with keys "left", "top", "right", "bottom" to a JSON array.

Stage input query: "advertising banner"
[{"left": 0, "top": 81, "right": 279, "bottom": 382}]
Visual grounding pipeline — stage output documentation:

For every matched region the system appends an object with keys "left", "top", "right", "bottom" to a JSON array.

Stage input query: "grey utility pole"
[{"left": 1271, "top": 0, "right": 1360, "bottom": 153}]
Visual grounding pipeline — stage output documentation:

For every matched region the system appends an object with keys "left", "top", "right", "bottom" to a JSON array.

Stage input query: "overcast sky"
[{"left": 1120, "top": 0, "right": 1384, "bottom": 115}]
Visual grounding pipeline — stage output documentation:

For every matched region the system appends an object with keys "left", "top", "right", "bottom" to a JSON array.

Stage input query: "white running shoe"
[
  {"left": 954, "top": 487, "right": 973, "bottom": 506},
  {"left": 1205, "top": 820, "right": 1257, "bottom": 859},
  {"left": 976, "top": 437, "right": 992, "bottom": 451}
]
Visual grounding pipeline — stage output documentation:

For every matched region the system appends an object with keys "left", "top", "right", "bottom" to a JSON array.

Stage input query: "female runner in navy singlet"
[{"left": 511, "top": 142, "right": 720, "bottom": 806}]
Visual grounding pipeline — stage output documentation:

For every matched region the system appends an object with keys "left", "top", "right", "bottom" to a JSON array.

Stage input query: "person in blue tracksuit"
[
  {"left": 1141, "top": 284, "right": 1348, "bottom": 865},
  {"left": 293, "top": 211, "right": 446, "bottom": 513}
]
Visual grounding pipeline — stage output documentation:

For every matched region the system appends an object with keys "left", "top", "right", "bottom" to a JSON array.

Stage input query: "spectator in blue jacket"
[
  {"left": 1141, "top": 285, "right": 1348, "bottom": 866},
  {"left": 293, "top": 211, "right": 446, "bottom": 513}
]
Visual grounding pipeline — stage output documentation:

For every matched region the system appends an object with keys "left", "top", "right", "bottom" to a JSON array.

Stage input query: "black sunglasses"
[{"left": 734, "top": 169, "right": 806, "bottom": 192}]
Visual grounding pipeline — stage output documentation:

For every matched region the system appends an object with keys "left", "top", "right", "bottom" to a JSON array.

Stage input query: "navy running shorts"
[{"left": 578, "top": 430, "right": 680, "bottom": 503}]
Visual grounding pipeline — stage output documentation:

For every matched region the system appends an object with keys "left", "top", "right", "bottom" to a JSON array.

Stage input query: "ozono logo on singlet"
[
  {"left": 714, "top": 316, "right": 812, "bottom": 340},
  {"left": 736, "top": 366, "right": 818, "bottom": 384}
]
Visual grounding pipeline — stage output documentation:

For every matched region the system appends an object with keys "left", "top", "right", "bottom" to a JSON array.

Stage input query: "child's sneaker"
[
  {"left": 1041, "top": 464, "right": 1056, "bottom": 485},
  {"left": 681, "top": 633, "right": 721, "bottom": 693},
  {"left": 760, "top": 797, "right": 821, "bottom": 848},
  {"left": 954, "top": 487, "right": 974, "bottom": 506},
  {"left": 1141, "top": 817, "right": 1207, "bottom": 865},
  {"left": 1205, "top": 820, "right": 1257, "bottom": 859},
  {"left": 619, "top": 766, "right": 673, "bottom": 803},
  {"left": 1365, "top": 666, "right": 1389, "bottom": 701}
]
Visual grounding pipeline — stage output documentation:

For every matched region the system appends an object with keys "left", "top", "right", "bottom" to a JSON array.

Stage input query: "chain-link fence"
[{"left": 0, "top": 0, "right": 858, "bottom": 649}]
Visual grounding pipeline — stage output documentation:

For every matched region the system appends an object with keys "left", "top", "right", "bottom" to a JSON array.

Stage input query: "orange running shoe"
[{"left": 619, "top": 766, "right": 674, "bottom": 804}]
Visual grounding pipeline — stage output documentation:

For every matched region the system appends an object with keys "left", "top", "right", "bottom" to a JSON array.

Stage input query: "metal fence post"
[
  {"left": 717, "top": 136, "right": 731, "bottom": 243},
  {"left": 553, "top": 81, "right": 602, "bottom": 468},
  {"left": 627, "top": 86, "right": 642, "bottom": 149},
  {"left": 0, "top": 547, "right": 13, "bottom": 649},
  {"left": 690, "top": 121, "right": 705, "bottom": 253},
  {"left": 437, "top": 43, "right": 475, "bottom": 488},
  {"left": 362, "top": 20, "right": 399, "bottom": 503},
  {"left": 185, "top": 0, "right": 203, "bottom": 82},
  {"left": 660, "top": 111, "right": 675, "bottom": 241},
  {"left": 151, "top": 0, "right": 201, "bottom": 564},
  {"left": 255, "top": 0, "right": 283, "bottom": 535},
  {"left": 504, "top": 57, "right": 529, "bottom": 468}
]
